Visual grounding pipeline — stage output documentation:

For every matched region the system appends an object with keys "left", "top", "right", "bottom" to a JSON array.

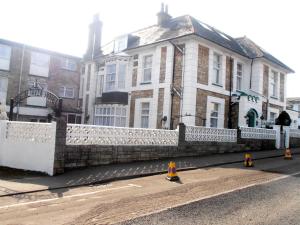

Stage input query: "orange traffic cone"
[
  {"left": 166, "top": 161, "right": 179, "bottom": 181},
  {"left": 284, "top": 148, "right": 292, "bottom": 160},
  {"left": 244, "top": 153, "right": 254, "bottom": 167}
]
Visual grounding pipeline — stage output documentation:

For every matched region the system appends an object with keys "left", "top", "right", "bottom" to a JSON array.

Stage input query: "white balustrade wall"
[
  {"left": 289, "top": 129, "right": 300, "bottom": 138},
  {"left": 0, "top": 121, "right": 56, "bottom": 175},
  {"left": 240, "top": 127, "right": 276, "bottom": 140},
  {"left": 66, "top": 124, "right": 179, "bottom": 146},
  {"left": 185, "top": 126, "right": 237, "bottom": 142}
]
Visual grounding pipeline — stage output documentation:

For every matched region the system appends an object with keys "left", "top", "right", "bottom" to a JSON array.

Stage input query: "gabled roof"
[{"left": 108, "top": 15, "right": 293, "bottom": 73}]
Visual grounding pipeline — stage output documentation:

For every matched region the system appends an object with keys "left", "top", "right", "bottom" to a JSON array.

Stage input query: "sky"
[{"left": 1, "top": 0, "right": 299, "bottom": 97}]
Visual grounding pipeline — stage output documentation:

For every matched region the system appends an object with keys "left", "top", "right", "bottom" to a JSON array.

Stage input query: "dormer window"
[{"left": 143, "top": 55, "right": 152, "bottom": 83}]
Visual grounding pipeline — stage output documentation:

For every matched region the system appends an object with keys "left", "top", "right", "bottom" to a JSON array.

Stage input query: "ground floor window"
[
  {"left": 94, "top": 104, "right": 127, "bottom": 127},
  {"left": 141, "top": 102, "right": 150, "bottom": 128},
  {"left": 63, "top": 113, "right": 82, "bottom": 124},
  {"left": 210, "top": 103, "right": 219, "bottom": 128}
]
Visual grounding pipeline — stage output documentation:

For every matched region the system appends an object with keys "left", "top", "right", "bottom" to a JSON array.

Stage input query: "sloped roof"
[{"left": 109, "top": 15, "right": 293, "bottom": 73}]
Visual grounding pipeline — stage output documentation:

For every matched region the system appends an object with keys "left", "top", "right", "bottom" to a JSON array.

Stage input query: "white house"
[{"left": 80, "top": 5, "right": 294, "bottom": 130}]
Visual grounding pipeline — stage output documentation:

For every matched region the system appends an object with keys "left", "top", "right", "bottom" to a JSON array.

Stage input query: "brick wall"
[
  {"left": 196, "top": 89, "right": 230, "bottom": 127},
  {"left": 159, "top": 47, "right": 167, "bottom": 83},
  {"left": 263, "top": 65, "right": 269, "bottom": 97},
  {"left": 225, "top": 56, "right": 232, "bottom": 91},
  {"left": 129, "top": 89, "right": 153, "bottom": 127},
  {"left": 197, "top": 44, "right": 209, "bottom": 85},
  {"left": 156, "top": 88, "right": 164, "bottom": 128}
]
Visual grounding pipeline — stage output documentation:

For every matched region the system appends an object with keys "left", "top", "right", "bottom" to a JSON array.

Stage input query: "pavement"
[{"left": 0, "top": 148, "right": 299, "bottom": 197}]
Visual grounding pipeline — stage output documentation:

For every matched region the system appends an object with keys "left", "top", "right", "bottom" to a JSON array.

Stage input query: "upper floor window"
[
  {"left": 213, "top": 53, "right": 222, "bottom": 85},
  {"left": 141, "top": 102, "right": 150, "bottom": 128},
  {"left": 0, "top": 44, "right": 11, "bottom": 71},
  {"left": 105, "top": 64, "right": 116, "bottom": 91},
  {"left": 236, "top": 63, "right": 243, "bottom": 90},
  {"left": 59, "top": 86, "right": 74, "bottom": 98},
  {"left": 270, "top": 71, "right": 278, "bottom": 98},
  {"left": 104, "top": 63, "right": 127, "bottom": 92},
  {"left": 61, "top": 58, "right": 77, "bottom": 71},
  {"left": 30, "top": 52, "right": 50, "bottom": 77},
  {"left": 118, "top": 64, "right": 126, "bottom": 89},
  {"left": 210, "top": 102, "right": 219, "bottom": 128},
  {"left": 143, "top": 55, "right": 152, "bottom": 83}
]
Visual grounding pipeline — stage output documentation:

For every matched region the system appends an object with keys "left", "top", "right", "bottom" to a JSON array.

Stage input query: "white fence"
[
  {"left": 66, "top": 124, "right": 179, "bottom": 146},
  {"left": 289, "top": 129, "right": 300, "bottom": 138},
  {"left": 240, "top": 127, "right": 276, "bottom": 140},
  {"left": 185, "top": 126, "right": 237, "bottom": 142},
  {"left": 0, "top": 121, "right": 56, "bottom": 175}
]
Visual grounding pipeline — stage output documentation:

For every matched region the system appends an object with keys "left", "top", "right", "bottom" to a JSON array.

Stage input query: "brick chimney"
[
  {"left": 157, "top": 3, "right": 172, "bottom": 27},
  {"left": 85, "top": 14, "right": 103, "bottom": 60}
]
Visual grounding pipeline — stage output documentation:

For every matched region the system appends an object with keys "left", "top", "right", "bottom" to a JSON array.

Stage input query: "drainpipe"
[
  {"left": 228, "top": 57, "right": 233, "bottom": 129},
  {"left": 16, "top": 44, "right": 25, "bottom": 120},
  {"left": 169, "top": 41, "right": 184, "bottom": 130}
]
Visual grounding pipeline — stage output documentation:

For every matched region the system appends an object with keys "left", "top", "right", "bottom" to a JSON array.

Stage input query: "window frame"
[
  {"left": 94, "top": 104, "right": 127, "bottom": 127},
  {"left": 0, "top": 44, "right": 11, "bottom": 71},
  {"left": 270, "top": 70, "right": 278, "bottom": 98},
  {"left": 212, "top": 53, "right": 222, "bottom": 86},
  {"left": 140, "top": 102, "right": 150, "bottom": 128},
  {"left": 105, "top": 64, "right": 117, "bottom": 92},
  {"left": 210, "top": 102, "right": 219, "bottom": 128},
  {"left": 142, "top": 55, "right": 153, "bottom": 83},
  {"left": 61, "top": 58, "right": 77, "bottom": 71},
  {"left": 59, "top": 86, "right": 75, "bottom": 99},
  {"left": 236, "top": 62, "right": 243, "bottom": 91}
]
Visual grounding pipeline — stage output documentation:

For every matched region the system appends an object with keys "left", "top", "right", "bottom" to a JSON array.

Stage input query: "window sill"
[
  {"left": 212, "top": 83, "right": 223, "bottom": 88},
  {"left": 60, "top": 67, "right": 77, "bottom": 72},
  {"left": 140, "top": 81, "right": 152, "bottom": 85},
  {"left": 0, "top": 69, "right": 10, "bottom": 72},
  {"left": 60, "top": 96, "right": 75, "bottom": 99},
  {"left": 270, "top": 96, "right": 278, "bottom": 100}
]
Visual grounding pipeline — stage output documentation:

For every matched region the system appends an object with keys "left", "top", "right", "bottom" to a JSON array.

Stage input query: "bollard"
[
  {"left": 166, "top": 161, "right": 179, "bottom": 181},
  {"left": 244, "top": 153, "right": 254, "bottom": 167}
]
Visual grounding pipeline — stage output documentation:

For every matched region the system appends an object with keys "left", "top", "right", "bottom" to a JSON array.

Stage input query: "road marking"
[
  {"left": 0, "top": 183, "right": 142, "bottom": 210},
  {"left": 135, "top": 171, "right": 300, "bottom": 218}
]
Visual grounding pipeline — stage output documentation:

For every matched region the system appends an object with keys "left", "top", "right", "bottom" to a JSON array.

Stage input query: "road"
[{"left": 0, "top": 154, "right": 299, "bottom": 225}]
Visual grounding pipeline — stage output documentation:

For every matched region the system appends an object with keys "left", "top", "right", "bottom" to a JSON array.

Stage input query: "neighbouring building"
[
  {"left": 0, "top": 38, "right": 82, "bottom": 123},
  {"left": 287, "top": 97, "right": 300, "bottom": 128},
  {"left": 80, "top": 5, "right": 294, "bottom": 129}
]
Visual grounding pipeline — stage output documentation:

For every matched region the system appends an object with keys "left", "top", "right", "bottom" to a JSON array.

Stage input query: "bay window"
[
  {"left": 105, "top": 64, "right": 116, "bottom": 91},
  {"left": 270, "top": 71, "right": 278, "bottom": 98},
  {"left": 94, "top": 105, "right": 127, "bottom": 127}
]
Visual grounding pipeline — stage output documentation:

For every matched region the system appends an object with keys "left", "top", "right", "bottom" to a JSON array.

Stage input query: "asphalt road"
[
  {"left": 120, "top": 160, "right": 300, "bottom": 225},
  {"left": 0, "top": 154, "right": 299, "bottom": 225}
]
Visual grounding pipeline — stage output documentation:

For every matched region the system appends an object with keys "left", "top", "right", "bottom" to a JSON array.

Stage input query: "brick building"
[
  {"left": 80, "top": 5, "right": 294, "bottom": 129},
  {"left": 0, "top": 39, "right": 82, "bottom": 123}
]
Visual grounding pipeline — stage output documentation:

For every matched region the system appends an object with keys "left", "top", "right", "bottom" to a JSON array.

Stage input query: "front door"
[{"left": 248, "top": 111, "right": 256, "bottom": 127}]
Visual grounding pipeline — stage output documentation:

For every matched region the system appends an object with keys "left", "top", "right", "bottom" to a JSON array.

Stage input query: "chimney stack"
[
  {"left": 85, "top": 14, "right": 103, "bottom": 60},
  {"left": 157, "top": 3, "right": 172, "bottom": 27}
]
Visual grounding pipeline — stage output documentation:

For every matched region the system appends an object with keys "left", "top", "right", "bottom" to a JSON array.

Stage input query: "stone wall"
[
  {"left": 159, "top": 47, "right": 167, "bottom": 83},
  {"left": 156, "top": 88, "right": 164, "bottom": 128},
  {"left": 263, "top": 65, "right": 269, "bottom": 97},
  {"left": 280, "top": 73, "right": 285, "bottom": 102}
]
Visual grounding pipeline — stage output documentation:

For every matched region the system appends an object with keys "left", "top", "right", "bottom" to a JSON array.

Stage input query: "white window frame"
[
  {"left": 105, "top": 64, "right": 117, "bottom": 92},
  {"left": 61, "top": 58, "right": 77, "bottom": 71},
  {"left": 270, "top": 70, "right": 278, "bottom": 98},
  {"left": 268, "top": 107, "right": 279, "bottom": 123},
  {"left": 210, "top": 102, "right": 219, "bottom": 128},
  {"left": 236, "top": 62, "right": 243, "bottom": 91},
  {"left": 94, "top": 104, "right": 127, "bottom": 127},
  {"left": 212, "top": 53, "right": 222, "bottom": 86},
  {"left": 59, "top": 86, "right": 75, "bottom": 98},
  {"left": 206, "top": 96, "right": 225, "bottom": 128},
  {"left": 118, "top": 64, "right": 126, "bottom": 89},
  {"left": 29, "top": 51, "right": 50, "bottom": 77},
  {"left": 140, "top": 102, "right": 150, "bottom": 128},
  {"left": 142, "top": 55, "right": 153, "bottom": 83},
  {"left": 0, "top": 44, "right": 11, "bottom": 71}
]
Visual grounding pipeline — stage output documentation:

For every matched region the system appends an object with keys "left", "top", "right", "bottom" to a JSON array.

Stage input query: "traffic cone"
[
  {"left": 244, "top": 153, "right": 254, "bottom": 167},
  {"left": 284, "top": 148, "right": 292, "bottom": 160},
  {"left": 166, "top": 161, "right": 179, "bottom": 181}
]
